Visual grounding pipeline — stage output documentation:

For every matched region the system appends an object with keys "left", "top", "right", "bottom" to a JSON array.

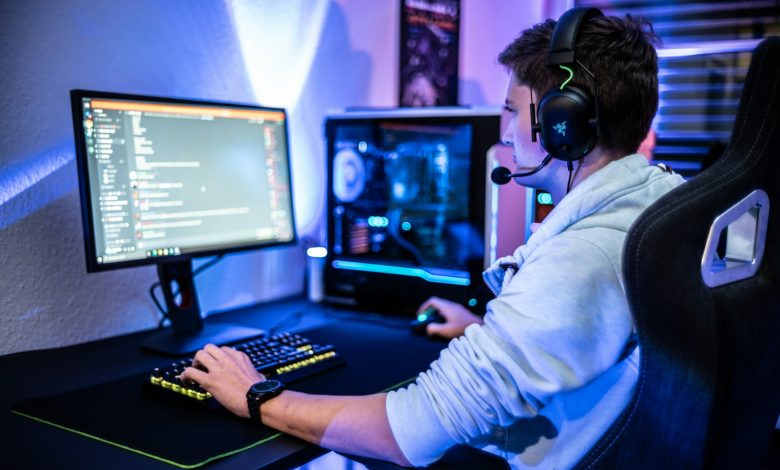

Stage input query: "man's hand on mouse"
[{"left": 418, "top": 297, "right": 484, "bottom": 339}]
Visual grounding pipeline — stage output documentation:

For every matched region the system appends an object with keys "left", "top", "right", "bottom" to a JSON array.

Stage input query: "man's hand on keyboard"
[{"left": 180, "top": 343, "right": 265, "bottom": 418}]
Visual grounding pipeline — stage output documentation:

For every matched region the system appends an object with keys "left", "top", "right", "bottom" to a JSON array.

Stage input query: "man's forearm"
[{"left": 260, "top": 391, "right": 411, "bottom": 466}]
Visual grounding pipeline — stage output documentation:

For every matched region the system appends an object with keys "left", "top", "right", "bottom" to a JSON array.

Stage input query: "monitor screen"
[
  {"left": 71, "top": 90, "right": 296, "bottom": 272},
  {"left": 324, "top": 108, "right": 501, "bottom": 314}
]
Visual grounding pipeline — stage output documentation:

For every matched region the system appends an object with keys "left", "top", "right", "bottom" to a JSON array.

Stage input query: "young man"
[{"left": 181, "top": 10, "right": 684, "bottom": 468}]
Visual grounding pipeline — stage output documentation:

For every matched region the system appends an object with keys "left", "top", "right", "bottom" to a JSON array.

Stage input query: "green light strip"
[
  {"left": 12, "top": 374, "right": 423, "bottom": 467},
  {"left": 559, "top": 65, "right": 574, "bottom": 89},
  {"left": 11, "top": 409, "right": 283, "bottom": 469}
]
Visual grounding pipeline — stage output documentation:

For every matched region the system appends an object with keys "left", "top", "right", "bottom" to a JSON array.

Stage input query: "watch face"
[{"left": 251, "top": 379, "right": 282, "bottom": 394}]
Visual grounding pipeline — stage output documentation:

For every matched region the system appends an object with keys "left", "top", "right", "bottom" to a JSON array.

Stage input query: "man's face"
[{"left": 501, "top": 74, "right": 550, "bottom": 186}]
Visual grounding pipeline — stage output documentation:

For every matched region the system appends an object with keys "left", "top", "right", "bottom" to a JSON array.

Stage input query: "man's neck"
[{"left": 547, "top": 147, "right": 616, "bottom": 204}]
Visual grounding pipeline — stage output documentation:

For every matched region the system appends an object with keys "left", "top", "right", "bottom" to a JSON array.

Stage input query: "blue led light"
[
  {"left": 468, "top": 298, "right": 477, "bottom": 307},
  {"left": 401, "top": 221, "right": 412, "bottom": 231},
  {"left": 332, "top": 260, "right": 470, "bottom": 286},
  {"left": 537, "top": 192, "right": 554, "bottom": 205},
  {"left": 368, "top": 216, "right": 389, "bottom": 228},
  {"left": 417, "top": 314, "right": 427, "bottom": 322}
]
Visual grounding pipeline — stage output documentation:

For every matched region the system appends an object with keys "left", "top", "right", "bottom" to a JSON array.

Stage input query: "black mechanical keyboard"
[{"left": 147, "top": 332, "right": 345, "bottom": 406}]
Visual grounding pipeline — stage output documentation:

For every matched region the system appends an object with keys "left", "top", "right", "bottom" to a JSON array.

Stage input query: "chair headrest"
[{"left": 720, "top": 37, "right": 780, "bottom": 169}]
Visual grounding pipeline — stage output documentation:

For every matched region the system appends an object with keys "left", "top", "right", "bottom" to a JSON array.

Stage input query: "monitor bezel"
[{"left": 71, "top": 89, "right": 298, "bottom": 273}]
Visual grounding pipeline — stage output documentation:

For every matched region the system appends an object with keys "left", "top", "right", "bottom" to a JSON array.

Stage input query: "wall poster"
[{"left": 399, "top": 0, "right": 460, "bottom": 107}]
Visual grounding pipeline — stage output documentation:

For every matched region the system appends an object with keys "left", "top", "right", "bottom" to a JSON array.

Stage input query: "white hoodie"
[{"left": 386, "top": 154, "right": 685, "bottom": 468}]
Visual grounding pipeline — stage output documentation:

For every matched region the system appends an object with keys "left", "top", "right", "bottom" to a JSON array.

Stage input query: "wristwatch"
[{"left": 246, "top": 379, "right": 285, "bottom": 424}]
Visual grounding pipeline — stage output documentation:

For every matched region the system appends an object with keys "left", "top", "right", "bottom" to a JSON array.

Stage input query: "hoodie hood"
[{"left": 484, "top": 154, "right": 685, "bottom": 295}]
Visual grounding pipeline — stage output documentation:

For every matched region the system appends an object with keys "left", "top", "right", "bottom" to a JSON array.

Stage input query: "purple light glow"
[
  {"left": 658, "top": 39, "right": 763, "bottom": 58},
  {"left": 0, "top": 143, "right": 75, "bottom": 229}
]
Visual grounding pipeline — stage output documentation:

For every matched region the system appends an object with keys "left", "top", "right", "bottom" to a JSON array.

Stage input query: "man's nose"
[{"left": 501, "top": 128, "right": 513, "bottom": 146}]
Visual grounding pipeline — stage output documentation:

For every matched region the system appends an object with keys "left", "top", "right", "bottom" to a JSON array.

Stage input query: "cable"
[
  {"left": 150, "top": 283, "right": 167, "bottom": 324},
  {"left": 151, "top": 255, "right": 226, "bottom": 328},
  {"left": 264, "top": 305, "right": 411, "bottom": 338},
  {"left": 322, "top": 307, "right": 409, "bottom": 330},
  {"left": 566, "top": 160, "right": 575, "bottom": 194},
  {"left": 192, "top": 255, "right": 226, "bottom": 276},
  {"left": 386, "top": 208, "right": 426, "bottom": 266},
  {"left": 267, "top": 310, "right": 307, "bottom": 336},
  {"left": 152, "top": 286, "right": 167, "bottom": 328},
  {"left": 265, "top": 306, "right": 410, "bottom": 338},
  {"left": 575, "top": 59, "right": 596, "bottom": 79}
]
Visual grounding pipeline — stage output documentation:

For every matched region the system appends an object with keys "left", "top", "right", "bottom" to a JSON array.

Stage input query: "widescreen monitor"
[{"left": 71, "top": 90, "right": 296, "bottom": 354}]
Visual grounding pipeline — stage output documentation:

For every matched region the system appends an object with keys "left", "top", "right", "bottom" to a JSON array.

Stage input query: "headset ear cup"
[{"left": 537, "top": 86, "right": 598, "bottom": 161}]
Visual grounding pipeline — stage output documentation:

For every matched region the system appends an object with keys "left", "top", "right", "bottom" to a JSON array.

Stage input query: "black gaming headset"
[{"left": 530, "top": 7, "right": 603, "bottom": 163}]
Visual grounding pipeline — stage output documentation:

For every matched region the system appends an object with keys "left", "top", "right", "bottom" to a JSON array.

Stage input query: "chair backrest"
[{"left": 576, "top": 36, "right": 780, "bottom": 469}]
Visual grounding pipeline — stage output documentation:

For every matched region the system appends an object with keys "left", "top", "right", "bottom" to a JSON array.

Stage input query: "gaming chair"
[{"left": 576, "top": 36, "right": 780, "bottom": 469}]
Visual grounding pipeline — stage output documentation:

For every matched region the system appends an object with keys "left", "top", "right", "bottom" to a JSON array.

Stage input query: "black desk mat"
[{"left": 11, "top": 320, "right": 446, "bottom": 468}]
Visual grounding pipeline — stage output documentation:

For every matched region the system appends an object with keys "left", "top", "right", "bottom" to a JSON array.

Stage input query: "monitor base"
[{"left": 142, "top": 322, "right": 265, "bottom": 356}]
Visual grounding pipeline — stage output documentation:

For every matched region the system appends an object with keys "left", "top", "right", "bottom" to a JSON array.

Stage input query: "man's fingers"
[
  {"left": 233, "top": 348, "right": 263, "bottom": 375},
  {"left": 418, "top": 296, "right": 446, "bottom": 314},
  {"left": 217, "top": 346, "right": 260, "bottom": 377},
  {"left": 221, "top": 346, "right": 252, "bottom": 366},
  {"left": 220, "top": 345, "right": 245, "bottom": 361},
  {"left": 417, "top": 296, "right": 437, "bottom": 313},
  {"left": 193, "top": 348, "right": 219, "bottom": 371},
  {"left": 203, "top": 343, "right": 225, "bottom": 361},
  {"left": 426, "top": 322, "right": 447, "bottom": 337},
  {"left": 180, "top": 366, "right": 210, "bottom": 388}
]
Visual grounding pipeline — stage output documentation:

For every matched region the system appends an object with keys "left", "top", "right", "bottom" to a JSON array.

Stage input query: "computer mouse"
[{"left": 410, "top": 306, "right": 446, "bottom": 336}]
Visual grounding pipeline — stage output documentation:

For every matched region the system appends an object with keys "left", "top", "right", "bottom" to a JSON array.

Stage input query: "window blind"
[{"left": 575, "top": 0, "right": 779, "bottom": 177}]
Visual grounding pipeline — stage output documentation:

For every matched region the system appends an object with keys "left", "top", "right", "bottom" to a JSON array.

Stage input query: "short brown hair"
[{"left": 498, "top": 15, "right": 660, "bottom": 158}]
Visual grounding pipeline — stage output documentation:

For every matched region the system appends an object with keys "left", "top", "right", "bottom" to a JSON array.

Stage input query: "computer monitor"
[
  {"left": 323, "top": 108, "right": 502, "bottom": 315},
  {"left": 71, "top": 90, "right": 296, "bottom": 355}
]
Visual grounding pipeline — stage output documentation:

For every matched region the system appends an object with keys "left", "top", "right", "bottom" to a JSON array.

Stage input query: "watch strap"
[
  {"left": 247, "top": 393, "right": 262, "bottom": 424},
  {"left": 246, "top": 380, "right": 285, "bottom": 424}
]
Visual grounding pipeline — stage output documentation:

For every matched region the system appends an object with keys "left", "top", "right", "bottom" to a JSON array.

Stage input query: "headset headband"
[{"left": 547, "top": 7, "right": 603, "bottom": 66}]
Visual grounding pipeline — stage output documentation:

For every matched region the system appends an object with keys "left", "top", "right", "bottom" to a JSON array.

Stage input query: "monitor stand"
[{"left": 142, "top": 260, "right": 264, "bottom": 356}]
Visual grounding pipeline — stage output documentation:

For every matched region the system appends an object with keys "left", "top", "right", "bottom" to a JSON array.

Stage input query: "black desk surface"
[{"left": 0, "top": 297, "right": 451, "bottom": 469}]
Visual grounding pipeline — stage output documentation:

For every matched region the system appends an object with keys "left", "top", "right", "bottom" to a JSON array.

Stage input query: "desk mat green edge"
[{"left": 11, "top": 377, "right": 417, "bottom": 468}]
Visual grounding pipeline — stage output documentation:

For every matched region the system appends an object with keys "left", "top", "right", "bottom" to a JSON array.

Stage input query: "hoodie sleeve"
[{"left": 385, "top": 234, "right": 633, "bottom": 466}]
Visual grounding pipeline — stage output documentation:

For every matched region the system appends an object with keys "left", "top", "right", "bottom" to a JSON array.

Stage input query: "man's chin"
[{"left": 514, "top": 166, "right": 539, "bottom": 173}]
